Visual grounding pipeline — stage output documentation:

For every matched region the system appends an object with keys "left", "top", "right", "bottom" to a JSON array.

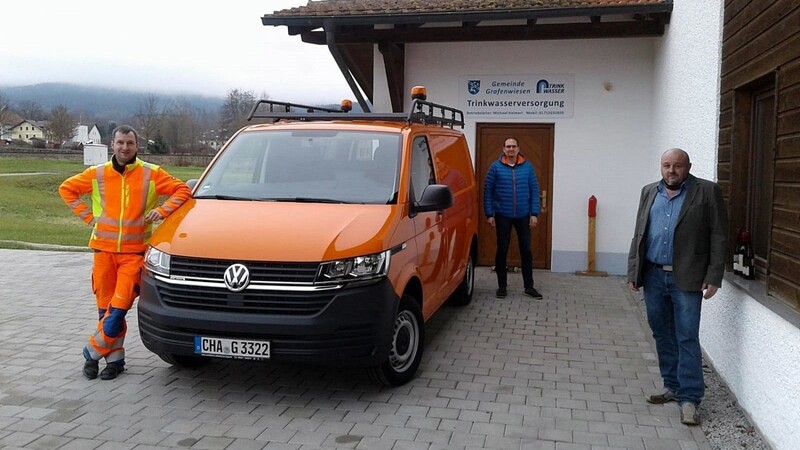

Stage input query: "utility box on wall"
[{"left": 83, "top": 144, "right": 108, "bottom": 166}]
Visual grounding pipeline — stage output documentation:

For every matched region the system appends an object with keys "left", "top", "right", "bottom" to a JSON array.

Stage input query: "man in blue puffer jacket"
[{"left": 484, "top": 137, "right": 543, "bottom": 299}]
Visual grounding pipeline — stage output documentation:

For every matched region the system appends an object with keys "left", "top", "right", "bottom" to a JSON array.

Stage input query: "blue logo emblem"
[
  {"left": 536, "top": 79, "right": 549, "bottom": 93},
  {"left": 467, "top": 80, "right": 481, "bottom": 95}
]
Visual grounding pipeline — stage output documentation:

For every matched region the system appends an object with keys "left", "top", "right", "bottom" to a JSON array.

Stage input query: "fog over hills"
[{"left": 1, "top": 83, "right": 225, "bottom": 120}]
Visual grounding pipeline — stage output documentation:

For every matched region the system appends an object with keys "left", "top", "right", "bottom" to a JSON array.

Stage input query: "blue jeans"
[
  {"left": 642, "top": 265, "right": 704, "bottom": 404},
  {"left": 494, "top": 215, "right": 534, "bottom": 289}
]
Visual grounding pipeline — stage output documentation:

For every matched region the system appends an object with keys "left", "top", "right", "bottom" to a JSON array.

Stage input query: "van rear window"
[{"left": 195, "top": 131, "right": 401, "bottom": 204}]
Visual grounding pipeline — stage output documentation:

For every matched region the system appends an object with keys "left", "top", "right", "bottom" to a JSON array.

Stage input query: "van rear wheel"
[
  {"left": 367, "top": 295, "right": 423, "bottom": 386},
  {"left": 448, "top": 249, "right": 475, "bottom": 306}
]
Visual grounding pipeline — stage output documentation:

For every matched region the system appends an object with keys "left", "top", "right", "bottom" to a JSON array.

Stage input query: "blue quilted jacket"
[{"left": 483, "top": 154, "right": 540, "bottom": 219}]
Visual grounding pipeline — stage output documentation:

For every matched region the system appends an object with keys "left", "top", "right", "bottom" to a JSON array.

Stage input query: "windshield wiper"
[
  {"left": 194, "top": 194, "right": 255, "bottom": 201},
  {"left": 265, "top": 197, "right": 353, "bottom": 204}
]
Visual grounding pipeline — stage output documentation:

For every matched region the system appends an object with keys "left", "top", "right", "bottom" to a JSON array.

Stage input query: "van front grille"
[
  {"left": 160, "top": 257, "right": 329, "bottom": 315},
  {"left": 156, "top": 280, "right": 333, "bottom": 315},
  {"left": 169, "top": 256, "right": 319, "bottom": 283}
]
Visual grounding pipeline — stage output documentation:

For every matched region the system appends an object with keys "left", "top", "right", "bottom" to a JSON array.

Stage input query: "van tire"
[
  {"left": 448, "top": 249, "right": 475, "bottom": 306},
  {"left": 158, "top": 353, "right": 207, "bottom": 368},
  {"left": 367, "top": 295, "right": 424, "bottom": 386}
]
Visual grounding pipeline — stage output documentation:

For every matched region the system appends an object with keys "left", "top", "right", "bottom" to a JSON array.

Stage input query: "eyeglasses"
[{"left": 504, "top": 145, "right": 518, "bottom": 148}]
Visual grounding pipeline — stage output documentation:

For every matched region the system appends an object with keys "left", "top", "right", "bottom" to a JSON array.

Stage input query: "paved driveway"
[{"left": 0, "top": 249, "right": 710, "bottom": 449}]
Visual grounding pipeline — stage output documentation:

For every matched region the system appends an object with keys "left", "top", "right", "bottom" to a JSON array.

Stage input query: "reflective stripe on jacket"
[{"left": 59, "top": 158, "right": 191, "bottom": 253}]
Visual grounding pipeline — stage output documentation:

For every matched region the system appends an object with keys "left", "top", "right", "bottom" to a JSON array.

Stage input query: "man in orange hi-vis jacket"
[{"left": 60, "top": 125, "right": 191, "bottom": 380}]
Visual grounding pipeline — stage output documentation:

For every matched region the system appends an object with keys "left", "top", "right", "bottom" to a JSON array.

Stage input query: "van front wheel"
[{"left": 368, "top": 295, "right": 424, "bottom": 386}]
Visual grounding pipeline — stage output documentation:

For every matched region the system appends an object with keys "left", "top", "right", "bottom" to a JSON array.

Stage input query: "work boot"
[
  {"left": 99, "top": 364, "right": 124, "bottom": 380},
  {"left": 83, "top": 359, "right": 99, "bottom": 380}
]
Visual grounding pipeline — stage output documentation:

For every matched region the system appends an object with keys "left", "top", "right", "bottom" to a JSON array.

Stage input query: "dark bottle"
[
  {"left": 740, "top": 231, "right": 755, "bottom": 280},
  {"left": 733, "top": 229, "right": 744, "bottom": 276}
]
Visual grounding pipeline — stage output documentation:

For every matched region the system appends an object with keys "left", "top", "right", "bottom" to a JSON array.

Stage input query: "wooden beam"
[
  {"left": 377, "top": 42, "right": 405, "bottom": 113},
  {"left": 299, "top": 20, "right": 666, "bottom": 45},
  {"left": 335, "top": 44, "right": 375, "bottom": 105}
]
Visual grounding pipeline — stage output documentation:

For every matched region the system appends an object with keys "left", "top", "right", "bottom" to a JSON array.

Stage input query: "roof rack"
[
  {"left": 247, "top": 98, "right": 464, "bottom": 129},
  {"left": 246, "top": 100, "right": 344, "bottom": 120}
]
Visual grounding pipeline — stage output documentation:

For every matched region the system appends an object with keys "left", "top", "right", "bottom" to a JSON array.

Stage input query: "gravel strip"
[{"left": 701, "top": 359, "right": 770, "bottom": 449}]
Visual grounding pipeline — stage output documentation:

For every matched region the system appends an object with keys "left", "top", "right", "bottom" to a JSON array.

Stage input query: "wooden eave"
[{"left": 262, "top": 4, "right": 672, "bottom": 112}]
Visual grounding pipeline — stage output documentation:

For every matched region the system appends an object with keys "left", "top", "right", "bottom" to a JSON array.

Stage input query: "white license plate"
[{"left": 194, "top": 336, "right": 271, "bottom": 360}]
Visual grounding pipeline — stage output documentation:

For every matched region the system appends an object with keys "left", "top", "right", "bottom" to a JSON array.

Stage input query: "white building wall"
[
  {"left": 704, "top": 285, "right": 800, "bottom": 450},
  {"left": 378, "top": 38, "right": 656, "bottom": 275},
  {"left": 651, "top": 0, "right": 723, "bottom": 181}
]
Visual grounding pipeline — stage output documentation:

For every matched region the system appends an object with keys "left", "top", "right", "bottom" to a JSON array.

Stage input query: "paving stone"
[{"left": 0, "top": 253, "right": 719, "bottom": 450}]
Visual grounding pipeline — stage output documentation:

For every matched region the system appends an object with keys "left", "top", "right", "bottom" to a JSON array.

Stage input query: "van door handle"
[{"left": 540, "top": 190, "right": 547, "bottom": 213}]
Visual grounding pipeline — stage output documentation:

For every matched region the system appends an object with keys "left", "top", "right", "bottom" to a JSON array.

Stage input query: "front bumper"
[{"left": 137, "top": 272, "right": 399, "bottom": 367}]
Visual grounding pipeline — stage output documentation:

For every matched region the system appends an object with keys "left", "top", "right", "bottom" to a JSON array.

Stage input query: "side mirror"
[
  {"left": 414, "top": 184, "right": 453, "bottom": 213},
  {"left": 186, "top": 179, "right": 198, "bottom": 190}
]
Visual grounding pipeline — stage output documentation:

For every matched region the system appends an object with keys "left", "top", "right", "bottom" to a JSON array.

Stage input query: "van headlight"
[
  {"left": 145, "top": 247, "right": 171, "bottom": 277},
  {"left": 318, "top": 250, "right": 390, "bottom": 283}
]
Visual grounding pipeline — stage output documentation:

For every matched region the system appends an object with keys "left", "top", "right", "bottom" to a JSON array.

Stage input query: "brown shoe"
[
  {"left": 680, "top": 402, "right": 701, "bottom": 426},
  {"left": 645, "top": 389, "right": 677, "bottom": 404}
]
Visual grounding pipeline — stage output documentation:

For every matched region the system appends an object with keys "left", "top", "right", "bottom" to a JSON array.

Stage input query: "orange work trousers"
[{"left": 85, "top": 251, "right": 143, "bottom": 364}]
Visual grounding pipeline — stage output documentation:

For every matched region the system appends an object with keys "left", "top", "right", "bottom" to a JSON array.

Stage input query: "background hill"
[{"left": 1, "top": 83, "right": 225, "bottom": 119}]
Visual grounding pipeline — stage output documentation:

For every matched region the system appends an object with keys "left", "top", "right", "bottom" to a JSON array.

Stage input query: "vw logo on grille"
[{"left": 224, "top": 263, "right": 250, "bottom": 292}]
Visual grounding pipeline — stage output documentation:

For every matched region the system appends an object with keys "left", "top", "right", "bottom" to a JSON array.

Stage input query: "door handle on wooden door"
[{"left": 540, "top": 190, "right": 547, "bottom": 213}]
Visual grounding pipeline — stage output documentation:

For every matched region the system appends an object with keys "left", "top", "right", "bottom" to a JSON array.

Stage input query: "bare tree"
[
  {"left": 18, "top": 100, "right": 46, "bottom": 121},
  {"left": 218, "top": 89, "right": 258, "bottom": 141},
  {"left": 136, "top": 93, "right": 162, "bottom": 148},
  {"left": 0, "top": 92, "right": 12, "bottom": 135},
  {"left": 161, "top": 98, "right": 203, "bottom": 152},
  {"left": 49, "top": 105, "right": 77, "bottom": 145}
]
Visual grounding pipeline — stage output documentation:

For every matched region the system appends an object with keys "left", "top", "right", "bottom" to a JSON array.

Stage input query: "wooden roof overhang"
[{"left": 262, "top": 1, "right": 672, "bottom": 112}]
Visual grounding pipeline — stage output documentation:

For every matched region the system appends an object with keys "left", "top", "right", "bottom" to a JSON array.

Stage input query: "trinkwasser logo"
[
  {"left": 536, "top": 79, "right": 566, "bottom": 94},
  {"left": 467, "top": 80, "right": 481, "bottom": 95}
]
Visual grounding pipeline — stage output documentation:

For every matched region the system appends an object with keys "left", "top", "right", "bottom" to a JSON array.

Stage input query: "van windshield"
[{"left": 195, "top": 130, "right": 401, "bottom": 204}]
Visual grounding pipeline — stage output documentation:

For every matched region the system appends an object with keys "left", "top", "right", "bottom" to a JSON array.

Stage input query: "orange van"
[{"left": 137, "top": 88, "right": 478, "bottom": 386}]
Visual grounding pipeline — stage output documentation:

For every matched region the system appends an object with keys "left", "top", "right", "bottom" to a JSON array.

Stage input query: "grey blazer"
[{"left": 627, "top": 174, "right": 729, "bottom": 292}]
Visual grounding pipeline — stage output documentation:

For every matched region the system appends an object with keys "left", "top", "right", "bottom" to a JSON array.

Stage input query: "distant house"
[
  {"left": 0, "top": 112, "right": 23, "bottom": 142},
  {"left": 199, "top": 130, "right": 224, "bottom": 151},
  {"left": 10, "top": 120, "right": 48, "bottom": 143},
  {"left": 72, "top": 124, "right": 102, "bottom": 144}
]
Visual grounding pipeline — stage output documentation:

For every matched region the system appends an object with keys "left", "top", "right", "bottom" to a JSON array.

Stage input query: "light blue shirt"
[{"left": 645, "top": 180, "right": 687, "bottom": 265}]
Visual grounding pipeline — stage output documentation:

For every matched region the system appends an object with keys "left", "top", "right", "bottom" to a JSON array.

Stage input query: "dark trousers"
[{"left": 495, "top": 215, "right": 534, "bottom": 289}]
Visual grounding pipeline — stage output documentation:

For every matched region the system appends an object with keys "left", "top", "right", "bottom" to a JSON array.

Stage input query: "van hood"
[{"left": 150, "top": 199, "right": 397, "bottom": 262}]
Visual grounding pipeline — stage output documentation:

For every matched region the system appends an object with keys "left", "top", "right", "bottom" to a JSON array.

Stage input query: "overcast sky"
[{"left": 1, "top": 0, "right": 353, "bottom": 103}]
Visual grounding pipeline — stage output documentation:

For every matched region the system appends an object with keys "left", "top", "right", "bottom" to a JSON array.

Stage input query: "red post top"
[{"left": 588, "top": 195, "right": 597, "bottom": 217}]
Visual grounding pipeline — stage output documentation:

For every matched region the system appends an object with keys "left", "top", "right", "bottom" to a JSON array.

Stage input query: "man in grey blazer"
[{"left": 627, "top": 148, "right": 728, "bottom": 426}]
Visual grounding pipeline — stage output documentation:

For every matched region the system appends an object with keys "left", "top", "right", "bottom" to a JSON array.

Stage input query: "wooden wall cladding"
[{"left": 718, "top": 0, "right": 800, "bottom": 308}]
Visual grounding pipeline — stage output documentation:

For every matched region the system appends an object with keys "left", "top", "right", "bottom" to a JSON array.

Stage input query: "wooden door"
[{"left": 476, "top": 124, "right": 553, "bottom": 269}]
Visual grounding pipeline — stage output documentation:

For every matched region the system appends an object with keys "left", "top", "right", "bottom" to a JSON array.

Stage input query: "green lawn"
[{"left": 0, "top": 158, "right": 205, "bottom": 249}]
